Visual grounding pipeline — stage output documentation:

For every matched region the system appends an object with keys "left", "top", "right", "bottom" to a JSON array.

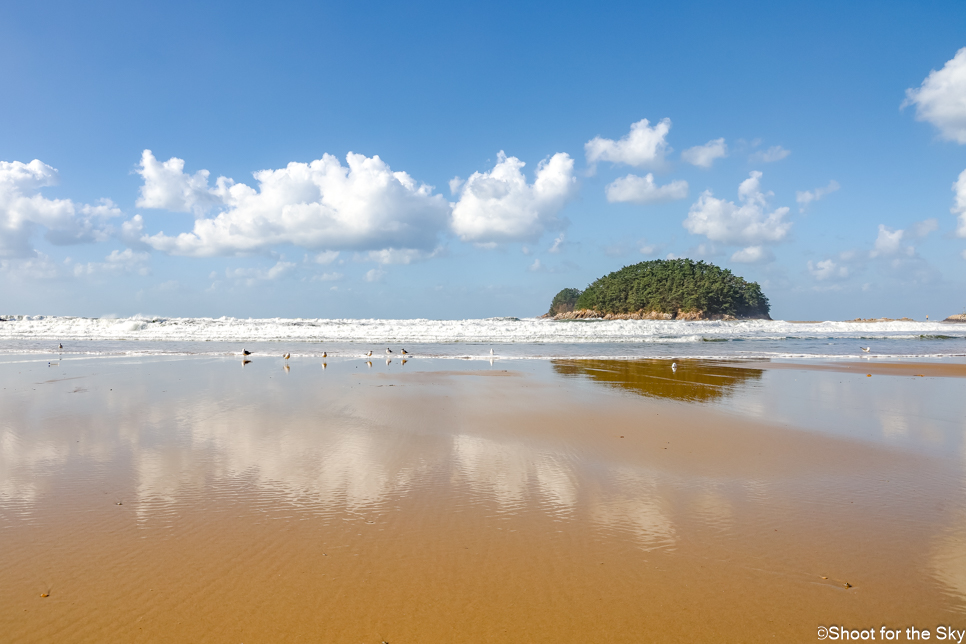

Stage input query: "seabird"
[
  {"left": 58, "top": 343, "right": 63, "bottom": 350},
  {"left": 401, "top": 349, "right": 408, "bottom": 355},
  {"left": 366, "top": 350, "right": 373, "bottom": 357},
  {"left": 283, "top": 353, "right": 290, "bottom": 360},
  {"left": 386, "top": 348, "right": 392, "bottom": 355},
  {"left": 243, "top": 349, "right": 252, "bottom": 356},
  {"left": 861, "top": 347, "right": 871, "bottom": 353},
  {"left": 490, "top": 349, "right": 494, "bottom": 355},
  {"left": 671, "top": 362, "right": 678, "bottom": 371},
  {"left": 322, "top": 351, "right": 327, "bottom": 358}
]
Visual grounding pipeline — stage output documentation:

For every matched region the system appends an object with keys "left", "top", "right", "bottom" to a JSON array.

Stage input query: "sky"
[{"left": 2, "top": 0, "right": 966, "bottom": 320}]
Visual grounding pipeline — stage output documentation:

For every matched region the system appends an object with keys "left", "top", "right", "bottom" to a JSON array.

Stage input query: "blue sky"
[{"left": 2, "top": 0, "right": 966, "bottom": 320}]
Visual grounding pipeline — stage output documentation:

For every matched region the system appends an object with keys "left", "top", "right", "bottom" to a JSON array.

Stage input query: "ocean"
[{"left": 1, "top": 314, "right": 965, "bottom": 360}]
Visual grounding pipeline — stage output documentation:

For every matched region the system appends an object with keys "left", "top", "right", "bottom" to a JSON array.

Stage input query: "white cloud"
[
  {"left": 807, "top": 259, "right": 850, "bottom": 281},
  {"left": 952, "top": 169, "right": 966, "bottom": 237},
  {"left": 140, "top": 152, "right": 451, "bottom": 257},
  {"left": 681, "top": 138, "right": 727, "bottom": 168},
  {"left": 136, "top": 150, "right": 227, "bottom": 215},
  {"left": 0, "top": 253, "right": 64, "bottom": 280},
  {"left": 730, "top": 245, "right": 773, "bottom": 263},
  {"left": 585, "top": 118, "right": 671, "bottom": 170},
  {"left": 750, "top": 146, "right": 790, "bottom": 163},
  {"left": 639, "top": 239, "right": 661, "bottom": 256},
  {"left": 604, "top": 173, "right": 688, "bottom": 204},
  {"left": 364, "top": 267, "right": 386, "bottom": 282},
  {"left": 450, "top": 151, "right": 576, "bottom": 244},
  {"left": 904, "top": 48, "right": 966, "bottom": 143},
  {"left": 911, "top": 218, "right": 939, "bottom": 238},
  {"left": 363, "top": 248, "right": 434, "bottom": 264},
  {"left": 310, "top": 250, "right": 340, "bottom": 264},
  {"left": 548, "top": 233, "right": 565, "bottom": 253},
  {"left": 73, "top": 249, "right": 151, "bottom": 277},
  {"left": 796, "top": 180, "right": 840, "bottom": 212},
  {"left": 0, "top": 159, "right": 121, "bottom": 258},
  {"left": 528, "top": 258, "right": 542, "bottom": 272},
  {"left": 311, "top": 272, "right": 343, "bottom": 282},
  {"left": 683, "top": 171, "right": 791, "bottom": 250},
  {"left": 869, "top": 224, "right": 913, "bottom": 258},
  {"left": 225, "top": 260, "right": 296, "bottom": 285}
]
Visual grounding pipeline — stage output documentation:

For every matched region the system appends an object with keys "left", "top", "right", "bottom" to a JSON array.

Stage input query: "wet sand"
[{"left": 2, "top": 356, "right": 966, "bottom": 642}]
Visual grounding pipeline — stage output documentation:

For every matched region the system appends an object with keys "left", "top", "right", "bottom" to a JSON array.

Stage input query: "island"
[{"left": 545, "top": 258, "right": 771, "bottom": 320}]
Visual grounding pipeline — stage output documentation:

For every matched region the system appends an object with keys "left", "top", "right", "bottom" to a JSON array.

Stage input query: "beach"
[{"left": 2, "top": 352, "right": 966, "bottom": 642}]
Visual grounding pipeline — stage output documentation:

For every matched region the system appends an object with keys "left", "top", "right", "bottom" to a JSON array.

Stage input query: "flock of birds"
[
  {"left": 47, "top": 343, "right": 877, "bottom": 369},
  {"left": 237, "top": 346, "right": 425, "bottom": 369}
]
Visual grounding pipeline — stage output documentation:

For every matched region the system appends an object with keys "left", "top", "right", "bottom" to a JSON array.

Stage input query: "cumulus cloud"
[
  {"left": 0, "top": 253, "right": 65, "bottom": 280},
  {"left": 364, "top": 267, "right": 386, "bottom": 282},
  {"left": 639, "top": 239, "right": 661, "bottom": 256},
  {"left": 225, "top": 260, "right": 296, "bottom": 285},
  {"left": 750, "top": 146, "right": 790, "bottom": 163},
  {"left": 796, "top": 180, "right": 840, "bottom": 212},
  {"left": 869, "top": 225, "right": 914, "bottom": 258},
  {"left": 311, "top": 271, "right": 343, "bottom": 282},
  {"left": 807, "top": 259, "right": 850, "bottom": 281},
  {"left": 604, "top": 173, "right": 688, "bottom": 204},
  {"left": 0, "top": 159, "right": 121, "bottom": 258},
  {"left": 730, "top": 245, "right": 773, "bottom": 263},
  {"left": 681, "top": 138, "right": 727, "bottom": 168},
  {"left": 73, "top": 249, "right": 151, "bottom": 277},
  {"left": 310, "top": 250, "right": 340, "bottom": 265},
  {"left": 140, "top": 152, "right": 451, "bottom": 257},
  {"left": 450, "top": 151, "right": 576, "bottom": 244},
  {"left": 548, "top": 233, "right": 565, "bottom": 253},
  {"left": 952, "top": 169, "right": 966, "bottom": 237},
  {"left": 911, "top": 218, "right": 939, "bottom": 238},
  {"left": 136, "top": 150, "right": 227, "bottom": 215},
  {"left": 585, "top": 118, "right": 671, "bottom": 170},
  {"left": 904, "top": 48, "right": 966, "bottom": 143},
  {"left": 363, "top": 248, "right": 435, "bottom": 264},
  {"left": 683, "top": 172, "right": 791, "bottom": 252}
]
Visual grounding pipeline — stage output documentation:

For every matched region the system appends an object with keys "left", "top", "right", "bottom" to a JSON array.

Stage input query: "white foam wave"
[{"left": 0, "top": 314, "right": 962, "bottom": 344}]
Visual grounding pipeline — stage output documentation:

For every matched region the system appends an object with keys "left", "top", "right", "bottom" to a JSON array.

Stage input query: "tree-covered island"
[{"left": 545, "top": 259, "right": 771, "bottom": 320}]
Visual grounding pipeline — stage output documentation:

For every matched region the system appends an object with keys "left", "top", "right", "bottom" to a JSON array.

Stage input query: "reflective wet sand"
[{"left": 2, "top": 356, "right": 966, "bottom": 642}]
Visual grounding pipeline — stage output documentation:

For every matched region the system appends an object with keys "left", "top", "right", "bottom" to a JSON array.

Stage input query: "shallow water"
[
  {"left": 1, "top": 314, "right": 966, "bottom": 359},
  {"left": 2, "top": 355, "right": 966, "bottom": 642}
]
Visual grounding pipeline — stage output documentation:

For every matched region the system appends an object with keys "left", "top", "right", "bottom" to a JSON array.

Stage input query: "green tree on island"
[
  {"left": 547, "top": 287, "right": 583, "bottom": 316},
  {"left": 549, "top": 259, "right": 770, "bottom": 319}
]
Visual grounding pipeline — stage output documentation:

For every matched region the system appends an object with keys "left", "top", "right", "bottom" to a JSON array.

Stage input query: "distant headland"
[{"left": 544, "top": 259, "right": 771, "bottom": 321}]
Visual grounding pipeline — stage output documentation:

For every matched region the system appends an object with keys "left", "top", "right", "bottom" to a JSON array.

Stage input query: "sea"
[{"left": 1, "top": 315, "right": 965, "bottom": 361}]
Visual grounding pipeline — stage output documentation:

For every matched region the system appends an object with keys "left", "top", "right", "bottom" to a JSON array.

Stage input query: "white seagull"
[
  {"left": 671, "top": 362, "right": 678, "bottom": 371},
  {"left": 861, "top": 347, "right": 871, "bottom": 353}
]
